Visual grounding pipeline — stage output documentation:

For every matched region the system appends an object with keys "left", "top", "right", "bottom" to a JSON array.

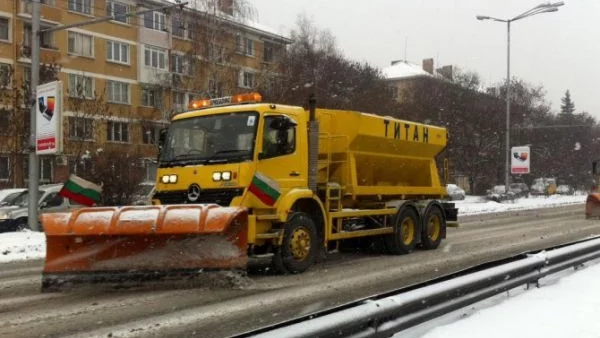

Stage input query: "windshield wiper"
[{"left": 206, "top": 149, "right": 248, "bottom": 163}]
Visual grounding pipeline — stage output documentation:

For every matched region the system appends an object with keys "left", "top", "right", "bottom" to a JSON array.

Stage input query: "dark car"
[
  {"left": 509, "top": 183, "right": 529, "bottom": 198},
  {"left": 486, "top": 185, "right": 516, "bottom": 203}
]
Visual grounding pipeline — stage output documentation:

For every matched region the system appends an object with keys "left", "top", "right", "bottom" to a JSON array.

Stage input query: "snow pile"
[
  {"left": 455, "top": 194, "right": 587, "bottom": 215},
  {"left": 0, "top": 230, "right": 45, "bottom": 263},
  {"left": 420, "top": 260, "right": 600, "bottom": 338}
]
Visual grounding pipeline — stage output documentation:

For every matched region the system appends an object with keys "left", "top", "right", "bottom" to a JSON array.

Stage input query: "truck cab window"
[{"left": 262, "top": 115, "right": 296, "bottom": 159}]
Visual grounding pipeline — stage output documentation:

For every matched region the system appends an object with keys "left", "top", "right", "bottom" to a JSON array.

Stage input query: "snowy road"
[{"left": 1, "top": 203, "right": 598, "bottom": 338}]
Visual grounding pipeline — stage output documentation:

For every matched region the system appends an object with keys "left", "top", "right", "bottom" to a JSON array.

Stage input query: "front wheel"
[{"left": 271, "top": 212, "right": 318, "bottom": 274}]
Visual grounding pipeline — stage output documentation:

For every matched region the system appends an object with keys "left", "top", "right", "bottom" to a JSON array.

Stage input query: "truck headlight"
[
  {"left": 161, "top": 175, "right": 170, "bottom": 184},
  {"left": 169, "top": 174, "right": 177, "bottom": 183},
  {"left": 221, "top": 171, "right": 232, "bottom": 181},
  {"left": 212, "top": 172, "right": 222, "bottom": 181}
]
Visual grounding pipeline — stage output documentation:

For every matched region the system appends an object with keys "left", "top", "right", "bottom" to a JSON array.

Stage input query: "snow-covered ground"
[
  {"left": 414, "top": 259, "right": 600, "bottom": 338},
  {"left": 0, "top": 194, "right": 588, "bottom": 263}
]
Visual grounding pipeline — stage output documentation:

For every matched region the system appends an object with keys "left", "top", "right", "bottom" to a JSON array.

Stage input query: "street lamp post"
[{"left": 477, "top": 2, "right": 564, "bottom": 193}]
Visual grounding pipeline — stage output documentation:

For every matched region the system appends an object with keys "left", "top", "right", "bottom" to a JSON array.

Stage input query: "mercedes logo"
[{"left": 187, "top": 184, "right": 201, "bottom": 202}]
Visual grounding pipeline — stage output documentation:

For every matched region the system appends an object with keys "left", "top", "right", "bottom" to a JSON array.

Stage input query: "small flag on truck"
[
  {"left": 59, "top": 174, "right": 102, "bottom": 206},
  {"left": 248, "top": 172, "right": 281, "bottom": 206}
]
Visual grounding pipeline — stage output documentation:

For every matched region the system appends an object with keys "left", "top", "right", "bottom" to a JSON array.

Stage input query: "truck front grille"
[{"left": 154, "top": 188, "right": 244, "bottom": 206}]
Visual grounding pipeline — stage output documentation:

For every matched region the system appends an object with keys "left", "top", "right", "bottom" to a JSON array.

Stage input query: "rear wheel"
[
  {"left": 271, "top": 212, "right": 318, "bottom": 274},
  {"left": 421, "top": 206, "right": 444, "bottom": 250},
  {"left": 385, "top": 207, "right": 419, "bottom": 254}
]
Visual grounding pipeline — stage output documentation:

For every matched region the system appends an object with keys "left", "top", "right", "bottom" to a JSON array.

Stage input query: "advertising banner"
[
  {"left": 36, "top": 81, "right": 62, "bottom": 155},
  {"left": 511, "top": 146, "right": 530, "bottom": 174}
]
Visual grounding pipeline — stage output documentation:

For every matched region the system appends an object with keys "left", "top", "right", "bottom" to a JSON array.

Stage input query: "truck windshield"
[{"left": 160, "top": 112, "right": 259, "bottom": 166}]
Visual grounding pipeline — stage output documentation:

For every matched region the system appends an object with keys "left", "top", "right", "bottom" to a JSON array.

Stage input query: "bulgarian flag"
[
  {"left": 59, "top": 174, "right": 102, "bottom": 207},
  {"left": 248, "top": 172, "right": 281, "bottom": 206}
]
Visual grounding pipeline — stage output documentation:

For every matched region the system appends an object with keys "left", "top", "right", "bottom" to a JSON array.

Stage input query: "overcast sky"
[{"left": 251, "top": 0, "right": 600, "bottom": 118}]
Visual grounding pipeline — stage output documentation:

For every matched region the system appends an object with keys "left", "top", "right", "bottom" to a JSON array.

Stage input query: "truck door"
[{"left": 255, "top": 114, "right": 306, "bottom": 203}]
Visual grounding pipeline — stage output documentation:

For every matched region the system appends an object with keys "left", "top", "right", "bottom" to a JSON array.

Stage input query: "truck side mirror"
[
  {"left": 158, "top": 128, "right": 167, "bottom": 148},
  {"left": 593, "top": 161, "right": 598, "bottom": 175}
]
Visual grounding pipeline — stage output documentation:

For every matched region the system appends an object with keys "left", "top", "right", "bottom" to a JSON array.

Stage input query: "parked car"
[
  {"left": 130, "top": 182, "right": 156, "bottom": 205},
  {"left": 530, "top": 177, "right": 557, "bottom": 196},
  {"left": 446, "top": 184, "right": 466, "bottom": 201},
  {"left": 486, "top": 185, "right": 516, "bottom": 202},
  {"left": 0, "top": 188, "right": 27, "bottom": 206},
  {"left": 509, "top": 183, "right": 529, "bottom": 198},
  {"left": 556, "top": 184, "right": 575, "bottom": 195},
  {"left": 0, "top": 184, "right": 85, "bottom": 232}
]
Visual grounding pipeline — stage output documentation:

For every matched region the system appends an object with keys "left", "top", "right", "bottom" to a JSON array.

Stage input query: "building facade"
[{"left": 0, "top": 0, "right": 290, "bottom": 189}]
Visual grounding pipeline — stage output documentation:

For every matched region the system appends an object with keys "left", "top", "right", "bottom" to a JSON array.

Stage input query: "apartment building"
[{"left": 0, "top": 0, "right": 290, "bottom": 189}]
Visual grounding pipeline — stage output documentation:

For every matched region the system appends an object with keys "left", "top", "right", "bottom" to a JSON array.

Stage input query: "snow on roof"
[
  {"left": 163, "top": 0, "right": 290, "bottom": 41},
  {"left": 382, "top": 61, "right": 432, "bottom": 80}
]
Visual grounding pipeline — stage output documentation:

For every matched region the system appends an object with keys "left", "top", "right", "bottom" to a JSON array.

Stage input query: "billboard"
[
  {"left": 36, "top": 81, "right": 62, "bottom": 155},
  {"left": 511, "top": 146, "right": 530, "bottom": 174}
]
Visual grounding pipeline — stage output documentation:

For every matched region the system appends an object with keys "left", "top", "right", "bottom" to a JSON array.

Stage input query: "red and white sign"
[
  {"left": 511, "top": 146, "right": 530, "bottom": 174},
  {"left": 36, "top": 81, "right": 62, "bottom": 155}
]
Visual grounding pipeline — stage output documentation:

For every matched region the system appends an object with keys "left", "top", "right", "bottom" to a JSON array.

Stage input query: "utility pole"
[
  {"left": 27, "top": 1, "right": 187, "bottom": 231},
  {"left": 28, "top": 0, "right": 41, "bottom": 231}
]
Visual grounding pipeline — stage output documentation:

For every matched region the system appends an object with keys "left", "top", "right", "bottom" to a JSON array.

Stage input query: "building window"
[
  {"left": 68, "top": 0, "right": 92, "bottom": 15},
  {"left": 24, "top": 157, "right": 53, "bottom": 182},
  {"left": 0, "top": 18, "right": 9, "bottom": 41},
  {"left": 171, "top": 15, "right": 184, "bottom": 37},
  {"left": 240, "top": 71, "right": 255, "bottom": 88},
  {"left": 107, "top": 121, "right": 129, "bottom": 142},
  {"left": 236, "top": 35, "right": 254, "bottom": 56},
  {"left": 106, "top": 40, "right": 129, "bottom": 64},
  {"left": 68, "top": 74, "right": 93, "bottom": 98},
  {"left": 142, "top": 123, "right": 160, "bottom": 144},
  {"left": 0, "top": 63, "right": 11, "bottom": 88},
  {"left": 208, "top": 79, "right": 222, "bottom": 97},
  {"left": 171, "top": 53, "right": 189, "bottom": 74},
  {"left": 24, "top": 24, "right": 55, "bottom": 49},
  {"left": 173, "top": 92, "right": 185, "bottom": 112},
  {"left": 106, "top": 0, "right": 128, "bottom": 23},
  {"left": 0, "top": 109, "right": 9, "bottom": 133},
  {"left": 69, "top": 117, "right": 94, "bottom": 140},
  {"left": 143, "top": 11, "right": 165, "bottom": 31},
  {"left": 263, "top": 42, "right": 274, "bottom": 63},
  {"left": 68, "top": 31, "right": 94, "bottom": 57},
  {"left": 144, "top": 45, "right": 167, "bottom": 70},
  {"left": 106, "top": 80, "right": 129, "bottom": 104},
  {"left": 0, "top": 156, "right": 8, "bottom": 180},
  {"left": 141, "top": 88, "right": 158, "bottom": 107}
]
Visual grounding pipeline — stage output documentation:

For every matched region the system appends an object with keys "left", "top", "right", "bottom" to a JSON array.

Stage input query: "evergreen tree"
[{"left": 560, "top": 90, "right": 575, "bottom": 114}]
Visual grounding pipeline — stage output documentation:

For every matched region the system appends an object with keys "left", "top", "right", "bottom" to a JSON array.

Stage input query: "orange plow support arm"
[
  {"left": 41, "top": 204, "right": 248, "bottom": 292},
  {"left": 585, "top": 193, "right": 600, "bottom": 219}
]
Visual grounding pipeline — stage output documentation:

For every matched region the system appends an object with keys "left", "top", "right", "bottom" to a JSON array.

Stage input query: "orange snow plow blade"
[
  {"left": 40, "top": 204, "right": 248, "bottom": 292},
  {"left": 585, "top": 193, "right": 600, "bottom": 219}
]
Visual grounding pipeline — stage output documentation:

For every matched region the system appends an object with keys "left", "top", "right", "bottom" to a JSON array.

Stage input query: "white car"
[
  {"left": 0, "top": 184, "right": 85, "bottom": 232},
  {"left": 0, "top": 188, "right": 27, "bottom": 206},
  {"left": 446, "top": 184, "right": 466, "bottom": 201}
]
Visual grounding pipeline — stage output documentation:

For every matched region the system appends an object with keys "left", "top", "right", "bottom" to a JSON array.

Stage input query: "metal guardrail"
[{"left": 236, "top": 235, "right": 600, "bottom": 338}]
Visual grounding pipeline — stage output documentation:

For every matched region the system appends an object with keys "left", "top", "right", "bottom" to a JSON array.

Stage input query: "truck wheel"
[
  {"left": 385, "top": 207, "right": 419, "bottom": 254},
  {"left": 271, "top": 212, "right": 318, "bottom": 274},
  {"left": 421, "top": 206, "right": 444, "bottom": 250}
]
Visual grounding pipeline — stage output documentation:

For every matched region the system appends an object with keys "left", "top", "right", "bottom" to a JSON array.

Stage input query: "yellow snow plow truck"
[{"left": 40, "top": 93, "right": 458, "bottom": 291}]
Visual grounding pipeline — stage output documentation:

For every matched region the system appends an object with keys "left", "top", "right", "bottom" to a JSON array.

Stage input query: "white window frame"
[
  {"left": 141, "top": 87, "right": 158, "bottom": 107},
  {"left": 106, "top": 80, "right": 129, "bottom": 104},
  {"left": 68, "top": 0, "right": 93, "bottom": 15},
  {"left": 236, "top": 35, "right": 254, "bottom": 56},
  {"left": 143, "top": 11, "right": 165, "bottom": 31},
  {"left": 106, "top": 40, "right": 129, "bottom": 64},
  {"left": 106, "top": 0, "right": 129, "bottom": 24},
  {"left": 144, "top": 45, "right": 167, "bottom": 70},
  {"left": 171, "top": 15, "right": 185, "bottom": 38},
  {"left": 239, "top": 71, "right": 255, "bottom": 89},
  {"left": 171, "top": 53, "right": 189, "bottom": 74},
  {"left": 68, "top": 73, "right": 94, "bottom": 99},
  {"left": 24, "top": 24, "right": 55, "bottom": 49},
  {"left": 69, "top": 116, "right": 95, "bottom": 140},
  {"left": 0, "top": 17, "right": 10, "bottom": 42},
  {"left": 68, "top": 31, "right": 94, "bottom": 57},
  {"left": 0, "top": 155, "right": 9, "bottom": 181},
  {"left": 106, "top": 120, "right": 129, "bottom": 142},
  {"left": 142, "top": 123, "right": 160, "bottom": 145}
]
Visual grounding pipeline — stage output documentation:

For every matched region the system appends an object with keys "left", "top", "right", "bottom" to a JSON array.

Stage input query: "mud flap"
[{"left": 41, "top": 204, "right": 248, "bottom": 292}]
